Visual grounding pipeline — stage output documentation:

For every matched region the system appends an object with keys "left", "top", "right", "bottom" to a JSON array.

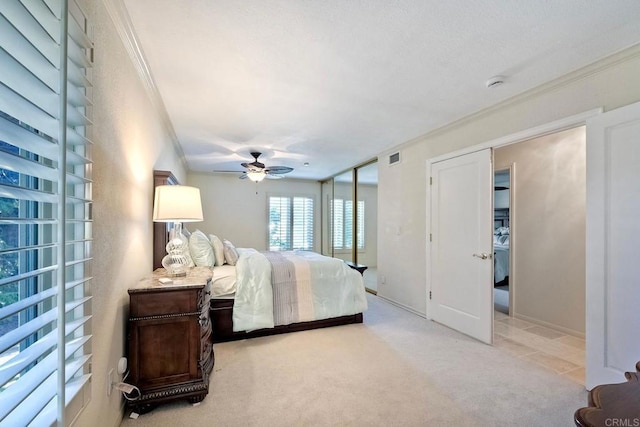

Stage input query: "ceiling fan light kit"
[
  {"left": 238, "top": 152, "right": 294, "bottom": 182},
  {"left": 247, "top": 170, "right": 266, "bottom": 182}
]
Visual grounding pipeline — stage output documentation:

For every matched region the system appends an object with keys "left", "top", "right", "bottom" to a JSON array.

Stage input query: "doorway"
[
  {"left": 493, "top": 169, "right": 511, "bottom": 315},
  {"left": 492, "top": 126, "right": 585, "bottom": 337},
  {"left": 427, "top": 115, "right": 591, "bottom": 348},
  {"left": 491, "top": 126, "right": 587, "bottom": 384}
]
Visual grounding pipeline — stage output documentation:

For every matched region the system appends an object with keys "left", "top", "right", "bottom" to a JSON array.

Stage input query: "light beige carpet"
[{"left": 120, "top": 294, "right": 587, "bottom": 426}]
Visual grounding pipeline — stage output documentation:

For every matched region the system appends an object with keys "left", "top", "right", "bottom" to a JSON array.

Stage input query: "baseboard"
[
  {"left": 513, "top": 312, "right": 585, "bottom": 339},
  {"left": 376, "top": 295, "right": 427, "bottom": 319}
]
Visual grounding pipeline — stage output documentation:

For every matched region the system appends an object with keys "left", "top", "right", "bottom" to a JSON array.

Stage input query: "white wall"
[
  {"left": 187, "top": 173, "right": 322, "bottom": 251},
  {"left": 75, "top": 1, "right": 186, "bottom": 426},
  {"left": 377, "top": 45, "right": 640, "bottom": 316},
  {"left": 495, "top": 127, "right": 586, "bottom": 335}
]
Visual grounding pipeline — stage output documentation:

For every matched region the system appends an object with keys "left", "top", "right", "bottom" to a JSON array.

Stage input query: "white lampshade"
[
  {"left": 153, "top": 185, "right": 204, "bottom": 222},
  {"left": 247, "top": 171, "right": 266, "bottom": 182}
]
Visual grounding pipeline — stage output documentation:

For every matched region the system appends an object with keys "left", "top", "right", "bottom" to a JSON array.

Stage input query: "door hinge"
[
  {"left": 429, "top": 290, "right": 432, "bottom": 300},
  {"left": 430, "top": 177, "right": 433, "bottom": 185},
  {"left": 429, "top": 233, "right": 432, "bottom": 242}
]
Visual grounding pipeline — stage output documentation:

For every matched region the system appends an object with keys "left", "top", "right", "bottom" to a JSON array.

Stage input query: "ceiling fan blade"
[
  {"left": 495, "top": 186, "right": 509, "bottom": 191},
  {"left": 265, "top": 166, "right": 294, "bottom": 174},
  {"left": 239, "top": 173, "right": 248, "bottom": 179},
  {"left": 265, "top": 173, "right": 284, "bottom": 179}
]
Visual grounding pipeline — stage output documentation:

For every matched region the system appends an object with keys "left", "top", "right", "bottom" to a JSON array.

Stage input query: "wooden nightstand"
[
  {"left": 345, "top": 261, "right": 368, "bottom": 275},
  {"left": 127, "top": 267, "right": 214, "bottom": 413}
]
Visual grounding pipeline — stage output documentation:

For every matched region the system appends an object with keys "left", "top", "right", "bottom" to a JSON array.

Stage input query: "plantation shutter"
[
  {"left": 269, "top": 196, "right": 291, "bottom": 250},
  {"left": 330, "top": 198, "right": 364, "bottom": 250},
  {"left": 344, "top": 200, "right": 353, "bottom": 249},
  {"left": 268, "top": 196, "right": 314, "bottom": 251},
  {"left": 292, "top": 197, "right": 313, "bottom": 250},
  {"left": 332, "top": 198, "right": 343, "bottom": 249},
  {"left": 356, "top": 200, "right": 365, "bottom": 249},
  {"left": 0, "top": 0, "right": 93, "bottom": 425}
]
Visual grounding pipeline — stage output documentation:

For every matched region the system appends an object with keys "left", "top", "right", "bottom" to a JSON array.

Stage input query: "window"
[
  {"left": 0, "top": 1, "right": 93, "bottom": 425},
  {"left": 269, "top": 196, "right": 314, "bottom": 251},
  {"left": 331, "top": 199, "right": 365, "bottom": 250}
]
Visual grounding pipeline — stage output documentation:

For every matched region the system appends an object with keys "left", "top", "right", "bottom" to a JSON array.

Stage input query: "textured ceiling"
[{"left": 122, "top": 0, "right": 640, "bottom": 180}]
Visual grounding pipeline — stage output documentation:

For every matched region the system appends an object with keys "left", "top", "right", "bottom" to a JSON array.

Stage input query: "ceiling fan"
[{"left": 239, "top": 152, "right": 294, "bottom": 182}]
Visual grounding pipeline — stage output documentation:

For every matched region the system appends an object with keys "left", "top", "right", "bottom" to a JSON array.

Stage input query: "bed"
[
  {"left": 151, "top": 174, "right": 366, "bottom": 343},
  {"left": 208, "top": 248, "right": 368, "bottom": 342},
  {"left": 494, "top": 226, "right": 510, "bottom": 286}
]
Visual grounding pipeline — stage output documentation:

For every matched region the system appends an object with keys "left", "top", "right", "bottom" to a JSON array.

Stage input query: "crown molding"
[
  {"left": 387, "top": 42, "right": 640, "bottom": 155},
  {"left": 102, "top": 0, "right": 187, "bottom": 167}
]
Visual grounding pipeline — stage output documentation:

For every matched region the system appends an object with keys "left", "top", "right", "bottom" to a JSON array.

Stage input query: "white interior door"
[
  {"left": 586, "top": 101, "right": 640, "bottom": 389},
  {"left": 429, "top": 149, "right": 493, "bottom": 344}
]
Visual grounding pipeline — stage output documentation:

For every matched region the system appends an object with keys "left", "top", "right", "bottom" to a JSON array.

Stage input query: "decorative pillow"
[
  {"left": 189, "top": 230, "right": 215, "bottom": 267},
  {"left": 208, "top": 234, "right": 225, "bottom": 267},
  {"left": 222, "top": 239, "right": 239, "bottom": 266}
]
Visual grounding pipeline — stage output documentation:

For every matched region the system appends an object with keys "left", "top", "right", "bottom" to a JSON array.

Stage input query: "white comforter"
[{"left": 232, "top": 248, "right": 368, "bottom": 332}]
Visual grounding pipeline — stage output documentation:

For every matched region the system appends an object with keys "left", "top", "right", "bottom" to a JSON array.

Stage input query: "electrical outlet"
[{"left": 107, "top": 368, "right": 114, "bottom": 397}]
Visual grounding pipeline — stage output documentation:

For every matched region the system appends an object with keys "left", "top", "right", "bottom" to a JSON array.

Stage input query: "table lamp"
[{"left": 152, "top": 185, "right": 203, "bottom": 276}]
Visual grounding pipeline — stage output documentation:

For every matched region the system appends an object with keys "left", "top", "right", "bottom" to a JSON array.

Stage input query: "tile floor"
[{"left": 493, "top": 310, "right": 585, "bottom": 385}]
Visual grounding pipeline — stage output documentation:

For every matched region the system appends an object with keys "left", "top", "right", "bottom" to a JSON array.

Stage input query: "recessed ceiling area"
[{"left": 121, "top": 0, "right": 640, "bottom": 180}]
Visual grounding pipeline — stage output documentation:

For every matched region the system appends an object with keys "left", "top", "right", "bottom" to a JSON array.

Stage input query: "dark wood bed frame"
[
  {"left": 153, "top": 170, "right": 364, "bottom": 343},
  {"left": 210, "top": 297, "right": 363, "bottom": 343}
]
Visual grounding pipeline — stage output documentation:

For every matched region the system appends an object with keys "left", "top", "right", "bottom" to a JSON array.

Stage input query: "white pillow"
[
  {"left": 223, "top": 239, "right": 239, "bottom": 266},
  {"left": 189, "top": 230, "right": 215, "bottom": 267},
  {"left": 208, "top": 234, "right": 225, "bottom": 267}
]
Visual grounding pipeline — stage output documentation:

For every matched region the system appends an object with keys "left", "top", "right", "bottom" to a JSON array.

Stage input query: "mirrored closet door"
[
  {"left": 321, "top": 159, "right": 378, "bottom": 293},
  {"left": 332, "top": 170, "right": 354, "bottom": 263}
]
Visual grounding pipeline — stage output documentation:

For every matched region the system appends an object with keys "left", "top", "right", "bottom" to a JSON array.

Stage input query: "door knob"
[{"left": 473, "top": 253, "right": 492, "bottom": 260}]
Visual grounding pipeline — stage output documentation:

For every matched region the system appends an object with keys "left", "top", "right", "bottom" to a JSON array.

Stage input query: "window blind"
[
  {"left": 331, "top": 198, "right": 344, "bottom": 249},
  {"left": 269, "top": 196, "right": 314, "bottom": 251},
  {"left": 292, "top": 197, "right": 313, "bottom": 250},
  {"left": 331, "top": 199, "right": 364, "bottom": 250},
  {"left": 356, "top": 200, "right": 364, "bottom": 249},
  {"left": 344, "top": 200, "right": 353, "bottom": 249},
  {"left": 0, "top": 1, "right": 93, "bottom": 426}
]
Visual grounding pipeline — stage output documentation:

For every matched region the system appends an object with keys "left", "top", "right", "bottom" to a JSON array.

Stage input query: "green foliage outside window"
[{"left": 0, "top": 161, "right": 19, "bottom": 336}]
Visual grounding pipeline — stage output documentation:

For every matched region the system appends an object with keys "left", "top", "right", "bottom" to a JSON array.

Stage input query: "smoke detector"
[{"left": 486, "top": 76, "right": 505, "bottom": 89}]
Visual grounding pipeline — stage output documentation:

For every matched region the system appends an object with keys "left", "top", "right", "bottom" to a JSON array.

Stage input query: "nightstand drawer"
[{"left": 130, "top": 289, "right": 197, "bottom": 317}]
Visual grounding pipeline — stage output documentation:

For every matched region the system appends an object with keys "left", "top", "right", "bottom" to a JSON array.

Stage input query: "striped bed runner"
[{"left": 262, "top": 251, "right": 315, "bottom": 326}]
